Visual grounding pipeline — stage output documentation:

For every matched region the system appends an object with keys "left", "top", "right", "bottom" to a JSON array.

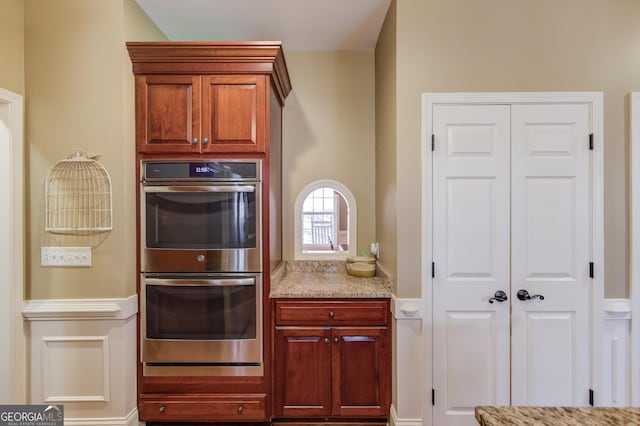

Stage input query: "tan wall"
[
  {"left": 24, "top": 0, "right": 165, "bottom": 299},
  {"left": 0, "top": 0, "right": 25, "bottom": 95},
  {"left": 282, "top": 51, "right": 376, "bottom": 260},
  {"left": 375, "top": 1, "right": 398, "bottom": 289},
  {"left": 380, "top": 0, "right": 640, "bottom": 298}
]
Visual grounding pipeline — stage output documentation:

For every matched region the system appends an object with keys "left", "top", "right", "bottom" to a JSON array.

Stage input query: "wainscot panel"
[{"left": 23, "top": 295, "right": 138, "bottom": 426}]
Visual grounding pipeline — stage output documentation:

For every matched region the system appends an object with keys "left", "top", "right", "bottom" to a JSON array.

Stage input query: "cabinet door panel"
[
  {"left": 332, "top": 327, "right": 390, "bottom": 417},
  {"left": 136, "top": 75, "right": 200, "bottom": 154},
  {"left": 274, "top": 327, "right": 332, "bottom": 417},
  {"left": 202, "top": 75, "right": 266, "bottom": 153}
]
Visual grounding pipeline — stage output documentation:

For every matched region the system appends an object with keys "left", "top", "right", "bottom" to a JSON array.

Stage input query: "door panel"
[
  {"left": 332, "top": 327, "right": 390, "bottom": 417},
  {"left": 432, "top": 105, "right": 511, "bottom": 426},
  {"left": 136, "top": 75, "right": 200, "bottom": 154},
  {"left": 510, "top": 104, "right": 591, "bottom": 406},
  {"left": 273, "top": 328, "right": 332, "bottom": 417},
  {"left": 201, "top": 75, "right": 266, "bottom": 153},
  {"left": 444, "top": 312, "right": 503, "bottom": 410},
  {"left": 524, "top": 312, "right": 576, "bottom": 406}
]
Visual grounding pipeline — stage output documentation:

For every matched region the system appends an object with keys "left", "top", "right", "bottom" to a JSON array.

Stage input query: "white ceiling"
[{"left": 134, "top": 0, "right": 391, "bottom": 51}]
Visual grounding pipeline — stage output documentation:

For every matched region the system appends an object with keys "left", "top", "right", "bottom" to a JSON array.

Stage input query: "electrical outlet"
[{"left": 41, "top": 247, "right": 92, "bottom": 267}]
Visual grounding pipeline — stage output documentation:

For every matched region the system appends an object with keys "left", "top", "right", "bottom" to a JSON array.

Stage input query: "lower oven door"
[{"left": 141, "top": 274, "right": 262, "bottom": 366}]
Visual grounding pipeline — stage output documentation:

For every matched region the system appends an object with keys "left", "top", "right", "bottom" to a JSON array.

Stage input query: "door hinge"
[
  {"left": 432, "top": 388, "right": 435, "bottom": 406},
  {"left": 432, "top": 134, "right": 435, "bottom": 152},
  {"left": 589, "top": 389, "right": 594, "bottom": 406},
  {"left": 589, "top": 133, "right": 594, "bottom": 150},
  {"left": 589, "top": 262, "right": 594, "bottom": 279},
  {"left": 432, "top": 262, "right": 435, "bottom": 278}
]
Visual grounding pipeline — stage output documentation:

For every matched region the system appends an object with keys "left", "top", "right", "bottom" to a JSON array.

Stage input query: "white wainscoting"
[
  {"left": 390, "top": 296, "right": 424, "bottom": 426},
  {"left": 601, "top": 299, "right": 631, "bottom": 407},
  {"left": 23, "top": 295, "right": 138, "bottom": 426}
]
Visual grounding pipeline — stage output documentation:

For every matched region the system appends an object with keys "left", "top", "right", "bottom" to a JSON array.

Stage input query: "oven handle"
[
  {"left": 143, "top": 185, "right": 256, "bottom": 193},
  {"left": 144, "top": 278, "right": 256, "bottom": 287}
]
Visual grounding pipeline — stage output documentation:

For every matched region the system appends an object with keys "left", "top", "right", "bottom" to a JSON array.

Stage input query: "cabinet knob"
[
  {"left": 202, "top": 137, "right": 209, "bottom": 144},
  {"left": 329, "top": 311, "right": 335, "bottom": 318},
  {"left": 158, "top": 406, "right": 166, "bottom": 413},
  {"left": 237, "top": 405, "right": 244, "bottom": 414},
  {"left": 323, "top": 337, "right": 329, "bottom": 344},
  {"left": 192, "top": 137, "right": 198, "bottom": 144},
  {"left": 334, "top": 337, "right": 339, "bottom": 344}
]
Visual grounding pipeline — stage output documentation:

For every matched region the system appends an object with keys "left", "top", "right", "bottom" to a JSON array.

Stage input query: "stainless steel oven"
[
  {"left": 141, "top": 273, "right": 262, "bottom": 376},
  {"left": 141, "top": 160, "right": 262, "bottom": 273}
]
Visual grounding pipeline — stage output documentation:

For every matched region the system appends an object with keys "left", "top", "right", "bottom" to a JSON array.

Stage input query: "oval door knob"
[
  {"left": 334, "top": 337, "right": 339, "bottom": 344},
  {"left": 517, "top": 289, "right": 545, "bottom": 301},
  {"left": 329, "top": 311, "right": 335, "bottom": 318},
  {"left": 202, "top": 137, "right": 209, "bottom": 144},
  {"left": 323, "top": 337, "right": 329, "bottom": 344},
  {"left": 192, "top": 137, "right": 198, "bottom": 144},
  {"left": 488, "top": 290, "right": 508, "bottom": 304}
]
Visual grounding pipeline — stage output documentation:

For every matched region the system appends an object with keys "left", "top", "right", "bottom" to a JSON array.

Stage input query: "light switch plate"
[{"left": 41, "top": 247, "right": 92, "bottom": 267}]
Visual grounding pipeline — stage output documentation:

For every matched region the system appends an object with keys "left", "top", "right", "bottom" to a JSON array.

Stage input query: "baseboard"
[
  {"left": 390, "top": 405, "right": 422, "bottom": 426},
  {"left": 65, "top": 407, "right": 138, "bottom": 426}
]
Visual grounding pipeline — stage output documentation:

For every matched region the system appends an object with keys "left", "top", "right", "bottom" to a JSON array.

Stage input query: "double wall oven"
[{"left": 140, "top": 160, "right": 263, "bottom": 376}]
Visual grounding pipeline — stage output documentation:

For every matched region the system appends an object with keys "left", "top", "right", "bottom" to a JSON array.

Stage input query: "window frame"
[{"left": 294, "top": 179, "right": 357, "bottom": 260}]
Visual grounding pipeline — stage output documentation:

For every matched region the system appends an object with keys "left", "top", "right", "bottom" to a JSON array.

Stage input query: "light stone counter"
[
  {"left": 270, "top": 260, "right": 393, "bottom": 298},
  {"left": 475, "top": 406, "right": 640, "bottom": 425}
]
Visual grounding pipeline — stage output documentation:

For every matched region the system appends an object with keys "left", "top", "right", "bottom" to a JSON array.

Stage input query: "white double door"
[{"left": 432, "top": 103, "right": 592, "bottom": 426}]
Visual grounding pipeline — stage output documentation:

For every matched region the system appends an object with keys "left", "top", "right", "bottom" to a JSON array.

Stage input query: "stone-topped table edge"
[
  {"left": 475, "top": 405, "right": 640, "bottom": 426},
  {"left": 270, "top": 260, "right": 393, "bottom": 298}
]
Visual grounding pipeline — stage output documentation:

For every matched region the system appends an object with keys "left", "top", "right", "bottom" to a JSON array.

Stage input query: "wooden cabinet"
[
  {"left": 273, "top": 299, "right": 391, "bottom": 419},
  {"left": 128, "top": 42, "right": 291, "bottom": 156},
  {"left": 136, "top": 74, "right": 267, "bottom": 154},
  {"left": 127, "top": 42, "right": 292, "bottom": 424}
]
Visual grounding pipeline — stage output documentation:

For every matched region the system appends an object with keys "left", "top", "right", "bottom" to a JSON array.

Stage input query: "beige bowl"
[
  {"left": 346, "top": 256, "right": 377, "bottom": 265},
  {"left": 346, "top": 262, "right": 376, "bottom": 278}
]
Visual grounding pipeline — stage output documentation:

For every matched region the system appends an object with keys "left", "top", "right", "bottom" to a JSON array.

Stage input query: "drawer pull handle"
[
  {"left": 329, "top": 311, "right": 335, "bottom": 318},
  {"left": 159, "top": 406, "right": 166, "bottom": 413},
  {"left": 237, "top": 405, "right": 244, "bottom": 414}
]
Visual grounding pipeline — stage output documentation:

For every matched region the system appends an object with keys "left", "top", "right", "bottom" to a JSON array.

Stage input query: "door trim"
[
  {"left": 421, "top": 92, "right": 604, "bottom": 423},
  {"left": 0, "top": 87, "right": 25, "bottom": 403},
  {"left": 629, "top": 92, "right": 640, "bottom": 406}
]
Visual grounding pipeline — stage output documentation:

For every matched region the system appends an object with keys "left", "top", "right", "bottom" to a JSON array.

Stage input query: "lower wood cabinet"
[
  {"left": 273, "top": 299, "right": 391, "bottom": 419},
  {"left": 139, "top": 394, "right": 267, "bottom": 422}
]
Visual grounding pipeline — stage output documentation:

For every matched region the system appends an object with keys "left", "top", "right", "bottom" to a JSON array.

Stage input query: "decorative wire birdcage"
[{"left": 45, "top": 151, "right": 113, "bottom": 234}]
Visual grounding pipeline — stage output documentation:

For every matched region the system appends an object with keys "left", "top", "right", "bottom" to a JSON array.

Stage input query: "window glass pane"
[{"left": 299, "top": 185, "right": 352, "bottom": 253}]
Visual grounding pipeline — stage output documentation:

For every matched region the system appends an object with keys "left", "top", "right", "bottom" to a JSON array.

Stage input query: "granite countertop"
[
  {"left": 475, "top": 406, "right": 640, "bottom": 426},
  {"left": 270, "top": 260, "right": 393, "bottom": 298}
]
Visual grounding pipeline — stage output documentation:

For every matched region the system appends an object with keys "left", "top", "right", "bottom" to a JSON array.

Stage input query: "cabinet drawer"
[
  {"left": 139, "top": 394, "right": 267, "bottom": 422},
  {"left": 275, "top": 300, "right": 389, "bottom": 326}
]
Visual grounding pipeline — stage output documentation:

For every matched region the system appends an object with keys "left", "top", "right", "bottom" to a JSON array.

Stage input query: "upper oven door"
[{"left": 141, "top": 183, "right": 262, "bottom": 272}]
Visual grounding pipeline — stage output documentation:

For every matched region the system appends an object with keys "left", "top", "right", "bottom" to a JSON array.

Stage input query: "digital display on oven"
[
  {"left": 144, "top": 160, "right": 258, "bottom": 180},
  {"left": 190, "top": 163, "right": 215, "bottom": 178}
]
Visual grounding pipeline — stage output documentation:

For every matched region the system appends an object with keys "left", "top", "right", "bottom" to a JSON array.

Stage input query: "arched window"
[{"left": 294, "top": 180, "right": 357, "bottom": 260}]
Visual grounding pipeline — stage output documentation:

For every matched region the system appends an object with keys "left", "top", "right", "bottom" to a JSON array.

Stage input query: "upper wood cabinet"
[{"left": 127, "top": 42, "right": 291, "bottom": 155}]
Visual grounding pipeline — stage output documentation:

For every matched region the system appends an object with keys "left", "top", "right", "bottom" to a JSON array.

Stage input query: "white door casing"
[
  {"left": 432, "top": 105, "right": 511, "bottom": 426},
  {"left": 510, "top": 104, "right": 592, "bottom": 406},
  {"left": 0, "top": 87, "right": 26, "bottom": 403},
  {"left": 424, "top": 93, "right": 604, "bottom": 426}
]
